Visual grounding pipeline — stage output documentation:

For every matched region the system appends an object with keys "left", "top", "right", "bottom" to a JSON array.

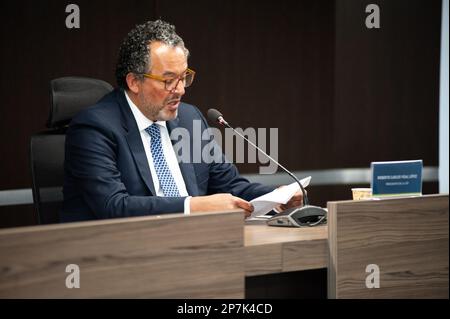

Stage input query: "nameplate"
[{"left": 371, "top": 160, "right": 423, "bottom": 196}]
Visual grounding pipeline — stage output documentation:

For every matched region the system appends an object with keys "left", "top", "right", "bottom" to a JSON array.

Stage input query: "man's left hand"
[{"left": 275, "top": 189, "right": 304, "bottom": 212}]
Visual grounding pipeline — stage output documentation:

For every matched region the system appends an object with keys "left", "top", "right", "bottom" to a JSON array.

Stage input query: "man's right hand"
[{"left": 190, "top": 193, "right": 254, "bottom": 218}]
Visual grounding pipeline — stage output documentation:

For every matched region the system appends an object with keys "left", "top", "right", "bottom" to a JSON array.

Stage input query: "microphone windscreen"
[{"left": 207, "top": 108, "right": 223, "bottom": 123}]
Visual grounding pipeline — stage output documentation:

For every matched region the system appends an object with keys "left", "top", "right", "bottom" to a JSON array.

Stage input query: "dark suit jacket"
[{"left": 61, "top": 89, "right": 275, "bottom": 222}]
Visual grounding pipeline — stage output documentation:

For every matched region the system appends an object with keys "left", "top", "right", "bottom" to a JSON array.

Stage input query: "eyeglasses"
[{"left": 141, "top": 68, "right": 195, "bottom": 92}]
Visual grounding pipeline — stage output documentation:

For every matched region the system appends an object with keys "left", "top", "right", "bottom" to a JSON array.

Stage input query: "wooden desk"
[
  {"left": 328, "top": 194, "right": 449, "bottom": 298},
  {"left": 244, "top": 223, "right": 327, "bottom": 276},
  {"left": 1, "top": 194, "right": 447, "bottom": 298},
  {"left": 0, "top": 212, "right": 329, "bottom": 298},
  {"left": 0, "top": 211, "right": 244, "bottom": 298}
]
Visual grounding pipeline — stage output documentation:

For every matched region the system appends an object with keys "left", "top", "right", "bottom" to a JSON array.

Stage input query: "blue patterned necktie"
[{"left": 145, "top": 124, "right": 180, "bottom": 197}]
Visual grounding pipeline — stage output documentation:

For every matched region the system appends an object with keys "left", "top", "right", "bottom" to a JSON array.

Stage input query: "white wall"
[{"left": 440, "top": 0, "right": 449, "bottom": 193}]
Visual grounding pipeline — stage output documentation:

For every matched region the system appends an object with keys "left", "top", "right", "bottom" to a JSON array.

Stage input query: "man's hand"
[
  {"left": 190, "top": 193, "right": 254, "bottom": 218},
  {"left": 275, "top": 188, "right": 305, "bottom": 212}
]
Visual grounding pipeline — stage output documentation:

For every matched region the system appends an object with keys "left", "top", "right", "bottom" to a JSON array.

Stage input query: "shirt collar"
[{"left": 124, "top": 90, "right": 167, "bottom": 132}]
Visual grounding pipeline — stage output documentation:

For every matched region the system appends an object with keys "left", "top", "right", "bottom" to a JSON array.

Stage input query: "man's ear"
[{"left": 125, "top": 73, "right": 141, "bottom": 94}]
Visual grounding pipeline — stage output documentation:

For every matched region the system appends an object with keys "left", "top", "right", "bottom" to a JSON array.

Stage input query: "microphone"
[
  {"left": 207, "top": 108, "right": 309, "bottom": 204},
  {"left": 207, "top": 108, "right": 327, "bottom": 226}
]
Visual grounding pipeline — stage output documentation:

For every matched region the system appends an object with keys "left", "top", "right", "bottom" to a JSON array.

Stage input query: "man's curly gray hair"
[{"left": 115, "top": 19, "right": 189, "bottom": 89}]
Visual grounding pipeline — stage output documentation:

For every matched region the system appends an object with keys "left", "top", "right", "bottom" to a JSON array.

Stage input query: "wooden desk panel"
[
  {"left": 0, "top": 211, "right": 244, "bottom": 298},
  {"left": 328, "top": 194, "right": 449, "bottom": 299},
  {"left": 244, "top": 223, "right": 327, "bottom": 276},
  {"left": 3, "top": 194, "right": 445, "bottom": 299},
  {"left": 244, "top": 243, "right": 282, "bottom": 277}
]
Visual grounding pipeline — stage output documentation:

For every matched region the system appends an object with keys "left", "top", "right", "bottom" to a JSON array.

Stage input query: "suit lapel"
[
  {"left": 167, "top": 116, "right": 199, "bottom": 197},
  {"left": 117, "top": 90, "right": 156, "bottom": 195},
  {"left": 119, "top": 90, "right": 198, "bottom": 197},
  {"left": 126, "top": 129, "right": 157, "bottom": 195}
]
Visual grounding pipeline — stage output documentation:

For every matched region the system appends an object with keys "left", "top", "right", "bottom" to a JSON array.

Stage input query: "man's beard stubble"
[{"left": 139, "top": 93, "right": 179, "bottom": 122}]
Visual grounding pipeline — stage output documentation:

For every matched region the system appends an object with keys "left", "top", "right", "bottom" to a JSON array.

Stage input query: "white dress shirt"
[{"left": 125, "top": 92, "right": 191, "bottom": 214}]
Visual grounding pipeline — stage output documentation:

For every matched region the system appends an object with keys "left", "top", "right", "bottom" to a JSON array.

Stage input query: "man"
[{"left": 61, "top": 20, "right": 302, "bottom": 222}]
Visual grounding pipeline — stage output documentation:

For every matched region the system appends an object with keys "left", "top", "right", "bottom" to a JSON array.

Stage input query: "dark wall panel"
[
  {"left": 0, "top": 0, "right": 440, "bottom": 189},
  {"left": 0, "top": 205, "right": 36, "bottom": 228},
  {"left": 155, "top": 0, "right": 335, "bottom": 172},
  {"left": 0, "top": 0, "right": 157, "bottom": 189},
  {"left": 0, "top": 0, "right": 442, "bottom": 227},
  {"left": 0, "top": 0, "right": 336, "bottom": 191},
  {"left": 332, "top": 0, "right": 441, "bottom": 168}
]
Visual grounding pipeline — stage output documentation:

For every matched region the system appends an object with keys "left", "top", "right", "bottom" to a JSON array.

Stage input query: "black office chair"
[{"left": 30, "top": 77, "right": 113, "bottom": 224}]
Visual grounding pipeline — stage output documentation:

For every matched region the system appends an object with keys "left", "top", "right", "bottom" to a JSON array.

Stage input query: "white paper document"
[{"left": 247, "top": 176, "right": 311, "bottom": 220}]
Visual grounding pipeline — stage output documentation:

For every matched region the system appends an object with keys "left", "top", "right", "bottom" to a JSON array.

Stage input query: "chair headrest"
[{"left": 48, "top": 76, "right": 114, "bottom": 128}]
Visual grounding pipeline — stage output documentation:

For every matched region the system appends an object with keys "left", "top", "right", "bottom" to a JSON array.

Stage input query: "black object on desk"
[{"left": 267, "top": 206, "right": 327, "bottom": 227}]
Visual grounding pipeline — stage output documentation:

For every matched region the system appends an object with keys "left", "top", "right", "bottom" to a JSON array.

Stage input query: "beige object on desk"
[{"left": 351, "top": 187, "right": 372, "bottom": 200}]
